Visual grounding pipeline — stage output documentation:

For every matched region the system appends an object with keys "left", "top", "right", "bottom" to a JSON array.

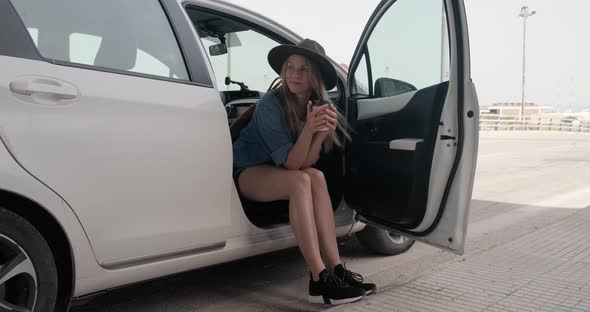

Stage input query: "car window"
[
  {"left": 26, "top": 28, "right": 38, "bottom": 46},
  {"left": 12, "top": 0, "right": 189, "bottom": 81},
  {"left": 199, "top": 29, "right": 281, "bottom": 92},
  {"left": 353, "top": 54, "right": 370, "bottom": 95},
  {"left": 68, "top": 33, "right": 180, "bottom": 79},
  {"left": 353, "top": 0, "right": 450, "bottom": 98}
]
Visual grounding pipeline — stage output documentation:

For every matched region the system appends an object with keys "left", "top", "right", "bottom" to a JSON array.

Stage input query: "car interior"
[
  {"left": 185, "top": 5, "right": 452, "bottom": 231},
  {"left": 186, "top": 6, "right": 347, "bottom": 228}
]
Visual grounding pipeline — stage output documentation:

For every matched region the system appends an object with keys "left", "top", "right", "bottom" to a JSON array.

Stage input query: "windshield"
[{"left": 200, "top": 30, "right": 282, "bottom": 91}]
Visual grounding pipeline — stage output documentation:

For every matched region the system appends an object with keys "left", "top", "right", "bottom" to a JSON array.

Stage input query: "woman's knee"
[
  {"left": 286, "top": 170, "right": 312, "bottom": 194},
  {"left": 301, "top": 168, "right": 327, "bottom": 187}
]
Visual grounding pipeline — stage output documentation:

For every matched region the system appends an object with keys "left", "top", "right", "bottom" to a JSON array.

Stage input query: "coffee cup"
[{"left": 311, "top": 100, "right": 331, "bottom": 131}]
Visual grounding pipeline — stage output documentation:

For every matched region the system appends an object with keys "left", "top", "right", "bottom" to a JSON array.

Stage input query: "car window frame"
[
  {"left": 0, "top": 0, "right": 42, "bottom": 61},
  {"left": 349, "top": 0, "right": 452, "bottom": 99},
  {"left": 182, "top": 4, "right": 292, "bottom": 91},
  {"left": 6, "top": 0, "right": 213, "bottom": 88}
]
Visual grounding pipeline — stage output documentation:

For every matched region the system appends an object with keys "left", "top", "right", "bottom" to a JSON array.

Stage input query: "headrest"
[{"left": 94, "top": 18, "right": 137, "bottom": 70}]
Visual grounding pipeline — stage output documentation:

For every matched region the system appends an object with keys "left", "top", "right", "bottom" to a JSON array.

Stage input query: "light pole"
[{"left": 519, "top": 6, "right": 536, "bottom": 120}]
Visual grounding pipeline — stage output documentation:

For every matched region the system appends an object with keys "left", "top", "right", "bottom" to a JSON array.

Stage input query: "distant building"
[
  {"left": 572, "top": 112, "right": 590, "bottom": 122},
  {"left": 481, "top": 102, "right": 553, "bottom": 117}
]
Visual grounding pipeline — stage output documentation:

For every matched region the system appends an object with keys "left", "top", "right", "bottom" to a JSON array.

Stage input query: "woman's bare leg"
[
  {"left": 301, "top": 168, "right": 342, "bottom": 270},
  {"left": 238, "top": 165, "right": 325, "bottom": 280}
]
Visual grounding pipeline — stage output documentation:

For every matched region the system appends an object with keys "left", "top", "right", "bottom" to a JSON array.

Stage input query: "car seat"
[{"left": 230, "top": 80, "right": 291, "bottom": 227}]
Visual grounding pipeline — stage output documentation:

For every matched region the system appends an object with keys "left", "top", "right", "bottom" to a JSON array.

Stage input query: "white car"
[{"left": 0, "top": 0, "right": 479, "bottom": 310}]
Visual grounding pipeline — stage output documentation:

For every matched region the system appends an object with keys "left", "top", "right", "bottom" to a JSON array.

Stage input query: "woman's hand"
[{"left": 315, "top": 103, "right": 338, "bottom": 139}]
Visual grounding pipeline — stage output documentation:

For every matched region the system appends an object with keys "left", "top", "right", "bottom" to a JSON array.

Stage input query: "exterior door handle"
[{"left": 10, "top": 79, "right": 78, "bottom": 99}]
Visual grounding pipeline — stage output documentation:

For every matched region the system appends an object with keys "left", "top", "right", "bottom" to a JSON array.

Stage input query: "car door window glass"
[
  {"left": 69, "top": 33, "right": 179, "bottom": 78},
  {"left": 12, "top": 0, "right": 189, "bottom": 81},
  {"left": 26, "top": 28, "right": 38, "bottom": 46},
  {"left": 69, "top": 33, "right": 102, "bottom": 66},
  {"left": 355, "top": 0, "right": 450, "bottom": 98},
  {"left": 353, "top": 53, "right": 370, "bottom": 95}
]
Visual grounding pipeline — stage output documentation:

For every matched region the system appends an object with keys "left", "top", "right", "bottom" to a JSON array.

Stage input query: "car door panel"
[
  {"left": 346, "top": 82, "right": 449, "bottom": 227},
  {"left": 3, "top": 0, "right": 233, "bottom": 265},
  {"left": 356, "top": 90, "right": 416, "bottom": 120},
  {"left": 346, "top": 0, "right": 477, "bottom": 254},
  {"left": 0, "top": 57, "right": 232, "bottom": 264}
]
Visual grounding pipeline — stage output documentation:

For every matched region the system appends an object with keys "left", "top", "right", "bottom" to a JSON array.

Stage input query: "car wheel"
[
  {"left": 356, "top": 225, "right": 415, "bottom": 256},
  {"left": 0, "top": 207, "right": 58, "bottom": 312}
]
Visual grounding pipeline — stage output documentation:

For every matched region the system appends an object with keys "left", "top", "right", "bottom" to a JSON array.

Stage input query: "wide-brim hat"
[{"left": 267, "top": 38, "right": 337, "bottom": 90}]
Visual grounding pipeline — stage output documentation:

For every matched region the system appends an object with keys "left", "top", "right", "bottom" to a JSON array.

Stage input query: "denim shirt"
[{"left": 233, "top": 91, "right": 295, "bottom": 173}]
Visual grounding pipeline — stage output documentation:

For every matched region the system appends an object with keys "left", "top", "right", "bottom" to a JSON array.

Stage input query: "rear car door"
[
  {"left": 345, "top": 0, "right": 479, "bottom": 254},
  {"left": 1, "top": 0, "right": 233, "bottom": 267}
]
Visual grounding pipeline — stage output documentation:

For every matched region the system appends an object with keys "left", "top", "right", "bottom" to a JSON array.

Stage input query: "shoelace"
[
  {"left": 341, "top": 263, "right": 364, "bottom": 284},
  {"left": 322, "top": 271, "right": 344, "bottom": 288}
]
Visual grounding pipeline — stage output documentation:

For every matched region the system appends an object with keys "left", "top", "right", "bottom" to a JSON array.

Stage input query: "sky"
[{"left": 225, "top": 0, "right": 590, "bottom": 112}]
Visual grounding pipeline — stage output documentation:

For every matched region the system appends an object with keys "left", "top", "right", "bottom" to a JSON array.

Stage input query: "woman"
[{"left": 232, "top": 39, "right": 376, "bottom": 305}]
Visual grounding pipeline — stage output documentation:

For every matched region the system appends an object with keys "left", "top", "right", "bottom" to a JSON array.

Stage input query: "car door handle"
[
  {"left": 389, "top": 138, "right": 424, "bottom": 151},
  {"left": 10, "top": 79, "right": 78, "bottom": 99}
]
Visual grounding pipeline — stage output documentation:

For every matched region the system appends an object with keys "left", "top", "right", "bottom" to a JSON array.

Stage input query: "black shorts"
[{"left": 233, "top": 167, "right": 246, "bottom": 194}]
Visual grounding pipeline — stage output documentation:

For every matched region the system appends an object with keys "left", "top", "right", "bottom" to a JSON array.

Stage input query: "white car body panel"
[
  {"left": 0, "top": 56, "right": 234, "bottom": 265},
  {"left": 410, "top": 0, "right": 462, "bottom": 234},
  {"left": 406, "top": 0, "right": 478, "bottom": 253},
  {"left": 0, "top": 128, "right": 98, "bottom": 295}
]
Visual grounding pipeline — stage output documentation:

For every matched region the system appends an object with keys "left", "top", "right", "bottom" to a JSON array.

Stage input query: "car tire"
[
  {"left": 356, "top": 225, "right": 415, "bottom": 256},
  {"left": 0, "top": 207, "right": 58, "bottom": 312}
]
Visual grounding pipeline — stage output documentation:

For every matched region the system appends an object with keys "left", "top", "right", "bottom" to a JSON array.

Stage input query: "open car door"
[{"left": 345, "top": 0, "right": 479, "bottom": 254}]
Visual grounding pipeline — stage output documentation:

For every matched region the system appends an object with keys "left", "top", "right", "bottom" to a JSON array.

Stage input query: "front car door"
[
  {"left": 345, "top": 0, "right": 479, "bottom": 254},
  {"left": 1, "top": 0, "right": 233, "bottom": 267}
]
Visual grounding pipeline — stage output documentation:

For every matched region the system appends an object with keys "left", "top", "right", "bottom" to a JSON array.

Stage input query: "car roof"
[{"left": 182, "top": 0, "right": 302, "bottom": 43}]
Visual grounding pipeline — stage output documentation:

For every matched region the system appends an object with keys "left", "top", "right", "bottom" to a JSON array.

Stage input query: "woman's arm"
[
  {"left": 283, "top": 101, "right": 333, "bottom": 170},
  {"left": 283, "top": 130, "right": 314, "bottom": 170},
  {"left": 300, "top": 134, "right": 325, "bottom": 168}
]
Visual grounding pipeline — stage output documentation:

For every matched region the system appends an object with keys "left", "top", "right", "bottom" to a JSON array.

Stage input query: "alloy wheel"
[{"left": 0, "top": 233, "right": 37, "bottom": 312}]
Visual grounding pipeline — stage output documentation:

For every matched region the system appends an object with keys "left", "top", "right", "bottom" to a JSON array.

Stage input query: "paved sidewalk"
[{"left": 327, "top": 206, "right": 590, "bottom": 312}]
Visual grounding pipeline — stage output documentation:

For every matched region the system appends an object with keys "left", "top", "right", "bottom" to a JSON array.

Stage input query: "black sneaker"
[
  {"left": 308, "top": 269, "right": 365, "bottom": 305},
  {"left": 334, "top": 264, "right": 377, "bottom": 296}
]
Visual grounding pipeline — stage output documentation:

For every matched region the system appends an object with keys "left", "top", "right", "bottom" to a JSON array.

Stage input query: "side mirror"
[
  {"left": 209, "top": 43, "right": 227, "bottom": 56},
  {"left": 374, "top": 77, "right": 417, "bottom": 98}
]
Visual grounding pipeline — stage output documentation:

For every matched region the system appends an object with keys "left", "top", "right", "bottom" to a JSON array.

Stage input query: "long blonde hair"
[{"left": 276, "top": 55, "right": 351, "bottom": 152}]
